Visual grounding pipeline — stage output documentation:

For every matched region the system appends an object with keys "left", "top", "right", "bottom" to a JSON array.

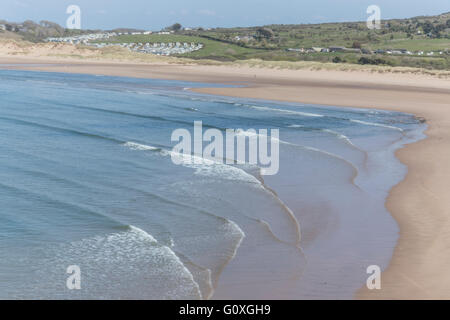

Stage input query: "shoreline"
[{"left": 2, "top": 57, "right": 450, "bottom": 299}]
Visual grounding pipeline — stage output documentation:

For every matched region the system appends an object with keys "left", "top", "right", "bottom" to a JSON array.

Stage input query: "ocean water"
[{"left": 0, "top": 69, "right": 426, "bottom": 299}]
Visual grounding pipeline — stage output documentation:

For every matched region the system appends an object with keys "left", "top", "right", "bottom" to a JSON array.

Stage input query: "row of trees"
[
  {"left": 0, "top": 19, "right": 104, "bottom": 41},
  {"left": 418, "top": 20, "right": 450, "bottom": 37},
  {"left": 0, "top": 20, "right": 66, "bottom": 40}
]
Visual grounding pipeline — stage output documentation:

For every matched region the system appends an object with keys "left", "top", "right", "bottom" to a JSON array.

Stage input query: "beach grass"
[{"left": 1, "top": 38, "right": 449, "bottom": 78}]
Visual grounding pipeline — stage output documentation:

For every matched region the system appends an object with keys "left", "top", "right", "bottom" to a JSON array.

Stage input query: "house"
[
  {"left": 287, "top": 48, "right": 304, "bottom": 53},
  {"left": 235, "top": 35, "right": 253, "bottom": 42},
  {"left": 343, "top": 48, "right": 361, "bottom": 53},
  {"left": 17, "top": 24, "right": 28, "bottom": 32},
  {"left": 330, "top": 46, "right": 360, "bottom": 53},
  {"left": 329, "top": 46, "right": 345, "bottom": 52},
  {"left": 396, "top": 49, "right": 413, "bottom": 55},
  {"left": 312, "top": 47, "right": 323, "bottom": 53}
]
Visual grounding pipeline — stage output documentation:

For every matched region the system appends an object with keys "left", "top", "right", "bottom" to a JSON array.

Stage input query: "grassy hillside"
[
  {"left": 186, "top": 12, "right": 450, "bottom": 69},
  {"left": 199, "top": 12, "right": 450, "bottom": 49},
  {"left": 1, "top": 12, "right": 449, "bottom": 69},
  {"left": 95, "top": 34, "right": 258, "bottom": 61},
  {"left": 95, "top": 12, "right": 449, "bottom": 69}
]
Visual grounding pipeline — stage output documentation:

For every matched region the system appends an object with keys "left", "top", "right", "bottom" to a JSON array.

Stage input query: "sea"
[{"left": 0, "top": 69, "right": 426, "bottom": 299}]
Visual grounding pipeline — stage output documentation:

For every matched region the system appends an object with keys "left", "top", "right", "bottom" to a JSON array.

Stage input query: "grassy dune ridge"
[{"left": 0, "top": 38, "right": 449, "bottom": 79}]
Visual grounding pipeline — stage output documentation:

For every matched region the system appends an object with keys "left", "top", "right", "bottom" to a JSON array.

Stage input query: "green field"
[
  {"left": 98, "top": 34, "right": 258, "bottom": 60},
  {"left": 365, "top": 38, "right": 450, "bottom": 51},
  {"left": 92, "top": 12, "right": 450, "bottom": 69},
  {"left": 200, "top": 17, "right": 450, "bottom": 52}
]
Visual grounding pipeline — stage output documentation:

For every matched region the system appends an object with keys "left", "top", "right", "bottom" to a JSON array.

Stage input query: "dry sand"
[{"left": 1, "top": 56, "right": 450, "bottom": 299}]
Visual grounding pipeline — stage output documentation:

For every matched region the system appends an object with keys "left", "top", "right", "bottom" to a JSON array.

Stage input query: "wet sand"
[{"left": 1, "top": 56, "right": 450, "bottom": 299}]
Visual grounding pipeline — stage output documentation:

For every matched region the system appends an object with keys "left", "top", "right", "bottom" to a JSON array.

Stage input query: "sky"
[{"left": 2, "top": 0, "right": 449, "bottom": 30}]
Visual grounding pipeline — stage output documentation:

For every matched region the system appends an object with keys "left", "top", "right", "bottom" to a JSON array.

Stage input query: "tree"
[
  {"left": 358, "top": 57, "right": 387, "bottom": 65},
  {"left": 40, "top": 20, "right": 64, "bottom": 36},
  {"left": 256, "top": 27, "right": 274, "bottom": 40},
  {"left": 169, "top": 23, "right": 182, "bottom": 31},
  {"left": 422, "top": 21, "right": 433, "bottom": 34},
  {"left": 352, "top": 41, "right": 361, "bottom": 49}
]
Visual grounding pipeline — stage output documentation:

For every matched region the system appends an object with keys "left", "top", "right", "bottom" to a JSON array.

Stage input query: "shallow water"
[{"left": 0, "top": 70, "right": 425, "bottom": 299}]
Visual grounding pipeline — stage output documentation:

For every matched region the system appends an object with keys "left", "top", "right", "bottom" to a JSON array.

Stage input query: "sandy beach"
[{"left": 1, "top": 56, "right": 450, "bottom": 299}]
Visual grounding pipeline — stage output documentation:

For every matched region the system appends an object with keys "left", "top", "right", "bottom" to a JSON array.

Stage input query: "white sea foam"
[
  {"left": 287, "top": 124, "right": 366, "bottom": 154},
  {"left": 171, "top": 219, "right": 246, "bottom": 300},
  {"left": 123, "top": 141, "right": 262, "bottom": 186},
  {"left": 169, "top": 150, "right": 262, "bottom": 185},
  {"left": 321, "top": 128, "right": 361, "bottom": 149},
  {"left": 24, "top": 225, "right": 203, "bottom": 299},
  {"left": 123, "top": 142, "right": 160, "bottom": 151},
  {"left": 235, "top": 129, "right": 356, "bottom": 164},
  {"left": 128, "top": 225, "right": 158, "bottom": 241},
  {"left": 247, "top": 105, "right": 324, "bottom": 118},
  {"left": 350, "top": 119, "right": 404, "bottom": 132},
  {"left": 235, "top": 129, "right": 286, "bottom": 146},
  {"left": 92, "top": 225, "right": 203, "bottom": 299},
  {"left": 25, "top": 79, "right": 68, "bottom": 86}
]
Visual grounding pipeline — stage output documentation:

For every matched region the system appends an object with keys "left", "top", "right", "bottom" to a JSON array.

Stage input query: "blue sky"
[{"left": 3, "top": 0, "right": 449, "bottom": 30}]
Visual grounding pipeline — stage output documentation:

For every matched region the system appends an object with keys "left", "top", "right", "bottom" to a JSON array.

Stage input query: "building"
[
  {"left": 329, "top": 46, "right": 345, "bottom": 52},
  {"left": 329, "top": 46, "right": 360, "bottom": 53},
  {"left": 287, "top": 48, "right": 304, "bottom": 53},
  {"left": 343, "top": 48, "right": 361, "bottom": 53}
]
